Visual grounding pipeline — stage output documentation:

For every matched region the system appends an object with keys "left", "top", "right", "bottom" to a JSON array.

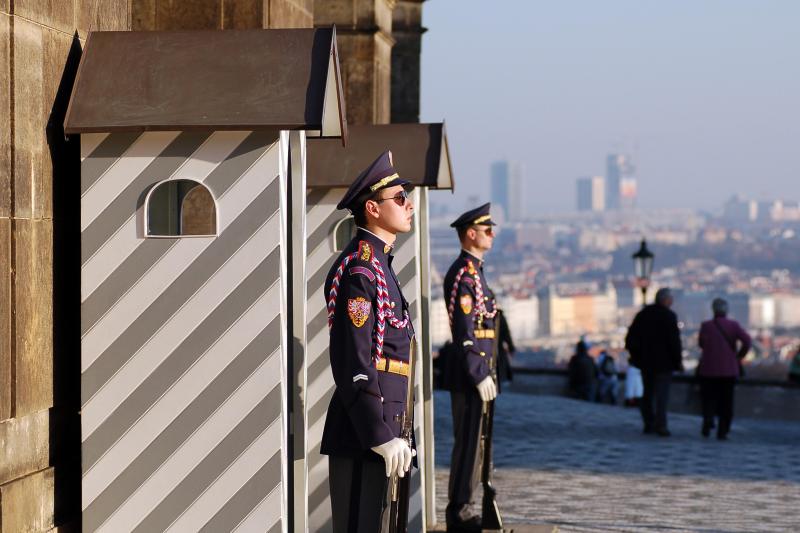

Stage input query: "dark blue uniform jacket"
[
  {"left": 443, "top": 250, "right": 497, "bottom": 391},
  {"left": 320, "top": 229, "right": 415, "bottom": 458}
]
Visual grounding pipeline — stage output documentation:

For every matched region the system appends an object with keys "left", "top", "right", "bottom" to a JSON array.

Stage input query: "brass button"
[
  {"left": 391, "top": 302, "right": 396, "bottom": 308},
  {"left": 480, "top": 351, "right": 486, "bottom": 357}
]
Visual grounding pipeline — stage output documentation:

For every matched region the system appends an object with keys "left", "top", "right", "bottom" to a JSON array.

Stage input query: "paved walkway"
[{"left": 432, "top": 391, "right": 800, "bottom": 532}]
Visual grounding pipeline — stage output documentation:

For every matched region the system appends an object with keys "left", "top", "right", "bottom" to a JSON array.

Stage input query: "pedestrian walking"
[
  {"left": 625, "top": 288, "right": 683, "bottom": 436},
  {"left": 697, "top": 298, "right": 751, "bottom": 440}
]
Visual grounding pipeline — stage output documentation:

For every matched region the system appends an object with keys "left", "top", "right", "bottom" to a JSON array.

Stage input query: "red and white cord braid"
[
  {"left": 327, "top": 253, "right": 409, "bottom": 364},
  {"left": 447, "top": 260, "right": 496, "bottom": 327}
]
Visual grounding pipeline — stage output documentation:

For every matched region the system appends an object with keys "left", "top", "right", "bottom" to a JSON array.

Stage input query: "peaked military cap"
[
  {"left": 450, "top": 202, "right": 497, "bottom": 228},
  {"left": 336, "top": 150, "right": 411, "bottom": 211}
]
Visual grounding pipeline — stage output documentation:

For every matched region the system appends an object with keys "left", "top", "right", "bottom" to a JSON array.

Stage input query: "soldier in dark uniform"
[
  {"left": 320, "top": 150, "right": 417, "bottom": 533},
  {"left": 443, "top": 203, "right": 499, "bottom": 532}
]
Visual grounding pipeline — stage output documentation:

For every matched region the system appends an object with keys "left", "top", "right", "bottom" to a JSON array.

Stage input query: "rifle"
[
  {"left": 480, "top": 320, "right": 503, "bottom": 531},
  {"left": 389, "top": 337, "right": 416, "bottom": 533}
]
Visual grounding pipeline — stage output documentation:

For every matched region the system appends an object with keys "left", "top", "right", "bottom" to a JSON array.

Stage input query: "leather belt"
[
  {"left": 375, "top": 357, "right": 410, "bottom": 377},
  {"left": 474, "top": 329, "right": 495, "bottom": 339}
]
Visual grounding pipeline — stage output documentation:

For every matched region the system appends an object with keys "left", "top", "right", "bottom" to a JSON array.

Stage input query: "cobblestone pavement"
[{"left": 432, "top": 391, "right": 800, "bottom": 532}]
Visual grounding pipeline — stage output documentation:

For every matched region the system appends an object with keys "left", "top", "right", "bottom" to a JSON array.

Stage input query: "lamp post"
[{"left": 632, "top": 239, "right": 654, "bottom": 306}]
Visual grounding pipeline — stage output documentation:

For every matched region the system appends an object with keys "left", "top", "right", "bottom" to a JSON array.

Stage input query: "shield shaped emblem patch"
[
  {"left": 348, "top": 297, "right": 371, "bottom": 327},
  {"left": 460, "top": 294, "right": 473, "bottom": 314}
]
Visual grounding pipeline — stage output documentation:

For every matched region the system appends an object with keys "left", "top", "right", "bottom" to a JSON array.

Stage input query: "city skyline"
[{"left": 421, "top": 0, "right": 800, "bottom": 214}]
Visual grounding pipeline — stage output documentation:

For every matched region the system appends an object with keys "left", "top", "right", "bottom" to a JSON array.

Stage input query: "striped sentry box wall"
[
  {"left": 80, "top": 130, "right": 290, "bottom": 532},
  {"left": 304, "top": 188, "right": 429, "bottom": 532}
]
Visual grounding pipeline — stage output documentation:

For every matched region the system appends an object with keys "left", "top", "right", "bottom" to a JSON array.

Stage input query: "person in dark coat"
[
  {"left": 495, "top": 307, "right": 516, "bottom": 388},
  {"left": 697, "top": 298, "right": 751, "bottom": 440},
  {"left": 625, "top": 287, "right": 684, "bottom": 436},
  {"left": 442, "top": 203, "right": 499, "bottom": 532},
  {"left": 321, "top": 150, "right": 416, "bottom": 532},
  {"left": 567, "top": 340, "right": 597, "bottom": 401}
]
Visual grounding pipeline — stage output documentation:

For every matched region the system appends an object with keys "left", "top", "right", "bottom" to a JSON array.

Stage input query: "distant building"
[
  {"left": 672, "top": 290, "right": 750, "bottom": 329},
  {"left": 491, "top": 160, "right": 524, "bottom": 221},
  {"left": 606, "top": 154, "right": 635, "bottom": 210},
  {"left": 619, "top": 176, "right": 637, "bottom": 209},
  {"left": 538, "top": 282, "right": 617, "bottom": 337},
  {"left": 516, "top": 224, "right": 555, "bottom": 249},
  {"left": 723, "top": 195, "right": 758, "bottom": 223},
  {"left": 500, "top": 296, "right": 539, "bottom": 341},
  {"left": 723, "top": 196, "right": 800, "bottom": 223},
  {"left": 750, "top": 294, "right": 776, "bottom": 328},
  {"left": 576, "top": 176, "right": 605, "bottom": 212},
  {"left": 577, "top": 227, "right": 617, "bottom": 252},
  {"left": 774, "top": 294, "right": 800, "bottom": 327}
]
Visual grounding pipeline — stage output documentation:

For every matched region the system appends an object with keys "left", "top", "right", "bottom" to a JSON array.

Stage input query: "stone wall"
[
  {"left": 314, "top": 0, "right": 395, "bottom": 125},
  {"left": 1, "top": 2, "right": 120, "bottom": 530},
  {"left": 132, "top": 0, "right": 313, "bottom": 30},
  {"left": 507, "top": 369, "right": 800, "bottom": 422},
  {"left": 391, "top": 0, "right": 424, "bottom": 123}
]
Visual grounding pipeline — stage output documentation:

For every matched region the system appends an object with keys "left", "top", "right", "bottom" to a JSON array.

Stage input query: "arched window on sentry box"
[
  {"left": 332, "top": 215, "right": 356, "bottom": 252},
  {"left": 145, "top": 179, "right": 218, "bottom": 237}
]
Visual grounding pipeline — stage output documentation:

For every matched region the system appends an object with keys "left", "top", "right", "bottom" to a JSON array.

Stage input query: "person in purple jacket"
[{"left": 697, "top": 298, "right": 751, "bottom": 440}]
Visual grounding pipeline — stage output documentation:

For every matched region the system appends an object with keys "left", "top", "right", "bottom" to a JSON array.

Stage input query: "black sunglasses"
[{"left": 374, "top": 190, "right": 409, "bottom": 207}]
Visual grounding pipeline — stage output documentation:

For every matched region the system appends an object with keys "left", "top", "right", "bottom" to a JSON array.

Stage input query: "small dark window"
[
  {"left": 333, "top": 216, "right": 356, "bottom": 251},
  {"left": 146, "top": 180, "right": 217, "bottom": 237}
]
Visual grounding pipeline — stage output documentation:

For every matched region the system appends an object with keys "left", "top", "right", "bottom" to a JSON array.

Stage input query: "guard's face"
[
  {"left": 373, "top": 185, "right": 414, "bottom": 233},
  {"left": 471, "top": 224, "right": 495, "bottom": 251}
]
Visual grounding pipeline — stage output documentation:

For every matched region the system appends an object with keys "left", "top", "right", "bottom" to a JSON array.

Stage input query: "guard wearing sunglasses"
[
  {"left": 320, "top": 150, "right": 417, "bottom": 532},
  {"left": 443, "top": 203, "right": 500, "bottom": 532}
]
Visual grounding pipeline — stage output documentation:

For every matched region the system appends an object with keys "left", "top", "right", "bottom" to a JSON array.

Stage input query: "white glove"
[
  {"left": 371, "top": 437, "right": 413, "bottom": 478},
  {"left": 476, "top": 376, "right": 497, "bottom": 402}
]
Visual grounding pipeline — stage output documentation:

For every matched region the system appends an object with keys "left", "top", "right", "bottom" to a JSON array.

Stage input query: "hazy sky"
[{"left": 420, "top": 0, "right": 800, "bottom": 214}]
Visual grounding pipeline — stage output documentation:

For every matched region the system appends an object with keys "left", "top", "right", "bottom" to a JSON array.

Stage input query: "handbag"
[{"left": 712, "top": 318, "right": 745, "bottom": 378}]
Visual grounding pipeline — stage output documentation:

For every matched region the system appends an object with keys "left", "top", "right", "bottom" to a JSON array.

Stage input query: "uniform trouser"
[
  {"left": 640, "top": 371, "right": 672, "bottom": 430},
  {"left": 700, "top": 376, "right": 736, "bottom": 437},
  {"left": 447, "top": 389, "right": 484, "bottom": 521},
  {"left": 329, "top": 456, "right": 390, "bottom": 533}
]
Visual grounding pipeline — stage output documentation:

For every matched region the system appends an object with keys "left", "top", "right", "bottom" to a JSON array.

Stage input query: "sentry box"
[
  {"left": 297, "top": 123, "right": 453, "bottom": 532},
  {"left": 65, "top": 28, "right": 345, "bottom": 533}
]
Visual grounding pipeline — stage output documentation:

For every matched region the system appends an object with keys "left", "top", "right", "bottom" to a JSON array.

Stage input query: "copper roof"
[
  {"left": 306, "top": 123, "right": 453, "bottom": 189},
  {"left": 64, "top": 28, "right": 347, "bottom": 141}
]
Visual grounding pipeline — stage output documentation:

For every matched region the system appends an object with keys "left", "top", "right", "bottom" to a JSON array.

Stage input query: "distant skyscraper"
[
  {"left": 576, "top": 176, "right": 605, "bottom": 212},
  {"left": 491, "top": 160, "right": 524, "bottom": 221},
  {"left": 619, "top": 176, "right": 638, "bottom": 209},
  {"left": 606, "top": 154, "right": 635, "bottom": 210}
]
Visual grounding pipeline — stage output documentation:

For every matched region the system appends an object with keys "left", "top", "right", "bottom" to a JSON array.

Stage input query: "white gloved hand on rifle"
[
  {"left": 371, "top": 437, "right": 413, "bottom": 478},
  {"left": 476, "top": 375, "right": 497, "bottom": 402}
]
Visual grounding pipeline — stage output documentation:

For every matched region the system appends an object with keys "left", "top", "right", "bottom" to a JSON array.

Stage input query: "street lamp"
[{"left": 632, "top": 239, "right": 654, "bottom": 305}]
